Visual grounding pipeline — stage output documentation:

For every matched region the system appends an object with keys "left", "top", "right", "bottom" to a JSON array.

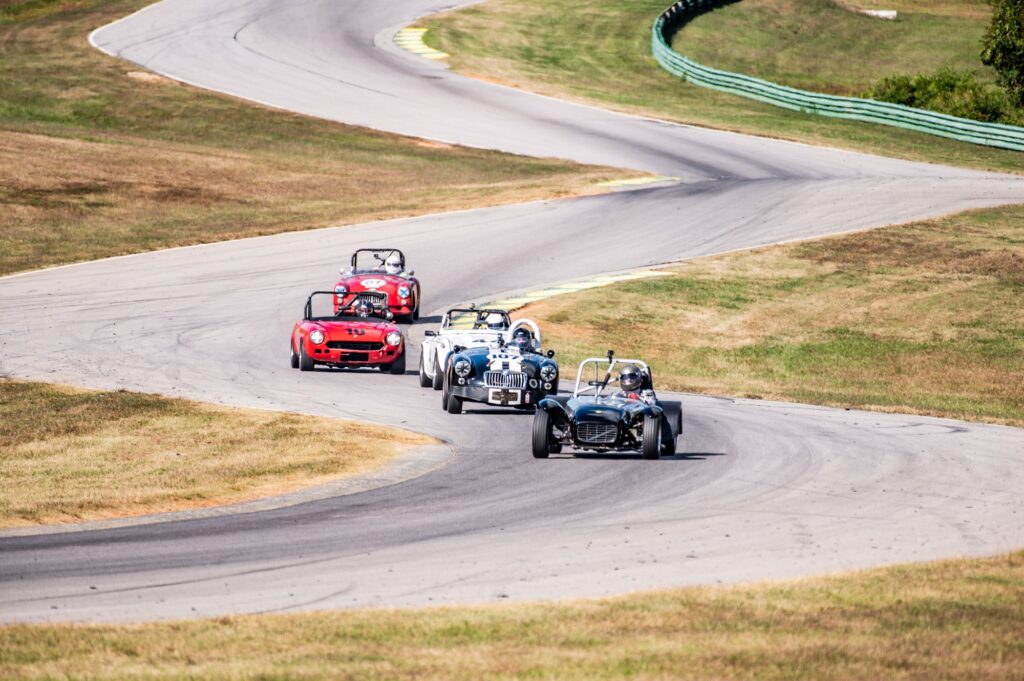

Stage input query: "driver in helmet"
[
  {"left": 382, "top": 253, "right": 404, "bottom": 276},
  {"left": 474, "top": 311, "right": 507, "bottom": 331},
  {"left": 510, "top": 327, "right": 535, "bottom": 353},
  {"left": 354, "top": 301, "right": 373, "bottom": 318},
  {"left": 614, "top": 364, "right": 655, "bottom": 404}
]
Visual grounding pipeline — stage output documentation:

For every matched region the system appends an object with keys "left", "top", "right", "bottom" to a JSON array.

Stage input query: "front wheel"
[
  {"left": 388, "top": 351, "right": 406, "bottom": 375},
  {"left": 446, "top": 390, "right": 462, "bottom": 415},
  {"left": 298, "top": 342, "right": 314, "bottom": 372},
  {"left": 290, "top": 339, "right": 299, "bottom": 369},
  {"left": 418, "top": 353, "right": 432, "bottom": 387},
  {"left": 532, "top": 409, "right": 553, "bottom": 458},
  {"left": 642, "top": 414, "right": 661, "bottom": 460},
  {"left": 431, "top": 357, "right": 444, "bottom": 391}
]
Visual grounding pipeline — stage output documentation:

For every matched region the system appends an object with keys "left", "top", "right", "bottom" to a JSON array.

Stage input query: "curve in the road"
[{"left": 1, "top": 0, "right": 1022, "bottom": 623}]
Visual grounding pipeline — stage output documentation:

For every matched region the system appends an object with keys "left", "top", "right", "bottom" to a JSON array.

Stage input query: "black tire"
[
  {"left": 389, "top": 351, "right": 406, "bottom": 375},
  {"left": 446, "top": 389, "right": 462, "bottom": 415},
  {"left": 298, "top": 342, "right": 315, "bottom": 372},
  {"left": 642, "top": 414, "right": 661, "bottom": 459},
  {"left": 431, "top": 357, "right": 444, "bottom": 391},
  {"left": 418, "top": 353, "right": 432, "bottom": 387},
  {"left": 290, "top": 339, "right": 299, "bottom": 369},
  {"left": 532, "top": 410, "right": 553, "bottom": 459},
  {"left": 441, "top": 373, "right": 450, "bottom": 411},
  {"left": 413, "top": 295, "right": 420, "bottom": 320}
]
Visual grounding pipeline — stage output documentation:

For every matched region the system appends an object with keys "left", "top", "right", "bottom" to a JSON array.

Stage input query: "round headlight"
[
  {"left": 397, "top": 285, "right": 411, "bottom": 299},
  {"left": 454, "top": 359, "right": 472, "bottom": 377},
  {"left": 385, "top": 331, "right": 402, "bottom": 347},
  {"left": 309, "top": 330, "right": 325, "bottom": 345},
  {"left": 334, "top": 285, "right": 347, "bottom": 294},
  {"left": 540, "top": 365, "right": 557, "bottom": 382}
]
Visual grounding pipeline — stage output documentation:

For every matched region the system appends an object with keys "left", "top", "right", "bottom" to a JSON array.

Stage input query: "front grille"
[
  {"left": 327, "top": 341, "right": 383, "bottom": 351},
  {"left": 577, "top": 421, "right": 618, "bottom": 444},
  {"left": 484, "top": 371, "right": 527, "bottom": 389}
]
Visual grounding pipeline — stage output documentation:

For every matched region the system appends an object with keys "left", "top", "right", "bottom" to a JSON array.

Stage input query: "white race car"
[{"left": 418, "top": 307, "right": 541, "bottom": 390}]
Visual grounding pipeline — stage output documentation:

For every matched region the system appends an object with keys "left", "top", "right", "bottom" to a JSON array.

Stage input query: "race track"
[{"left": 1, "top": 0, "right": 1023, "bottom": 622}]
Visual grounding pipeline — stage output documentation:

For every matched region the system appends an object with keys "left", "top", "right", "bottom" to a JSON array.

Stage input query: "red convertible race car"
[
  {"left": 335, "top": 248, "right": 420, "bottom": 323},
  {"left": 291, "top": 291, "right": 406, "bottom": 374}
]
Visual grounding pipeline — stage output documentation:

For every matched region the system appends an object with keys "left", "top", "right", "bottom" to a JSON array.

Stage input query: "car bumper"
[
  {"left": 309, "top": 345, "right": 402, "bottom": 365},
  {"left": 449, "top": 383, "right": 551, "bottom": 407}
]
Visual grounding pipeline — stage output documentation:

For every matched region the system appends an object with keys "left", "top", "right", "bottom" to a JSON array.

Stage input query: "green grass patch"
[
  {"left": 522, "top": 204, "right": 1024, "bottom": 425},
  {"left": 1, "top": 552, "right": 1022, "bottom": 678},
  {"left": 0, "top": 0, "right": 632, "bottom": 275},
  {"left": 425, "top": 0, "right": 1023, "bottom": 173},
  {"left": 0, "top": 380, "right": 432, "bottom": 527}
]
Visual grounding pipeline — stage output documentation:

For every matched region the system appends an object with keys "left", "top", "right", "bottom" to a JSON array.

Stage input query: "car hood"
[{"left": 337, "top": 274, "right": 408, "bottom": 291}]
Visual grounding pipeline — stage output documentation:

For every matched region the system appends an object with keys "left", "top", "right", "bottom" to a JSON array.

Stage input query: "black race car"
[
  {"left": 441, "top": 319, "right": 558, "bottom": 414},
  {"left": 532, "top": 352, "right": 681, "bottom": 459}
]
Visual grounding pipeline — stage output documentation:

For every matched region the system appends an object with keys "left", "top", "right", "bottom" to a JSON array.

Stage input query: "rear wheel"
[
  {"left": 642, "top": 414, "right": 661, "bottom": 459},
  {"left": 532, "top": 410, "right": 553, "bottom": 458},
  {"left": 418, "top": 353, "right": 432, "bottom": 387},
  {"left": 660, "top": 413, "right": 677, "bottom": 456},
  {"left": 388, "top": 351, "right": 406, "bottom": 375},
  {"left": 298, "top": 342, "right": 314, "bottom": 372}
]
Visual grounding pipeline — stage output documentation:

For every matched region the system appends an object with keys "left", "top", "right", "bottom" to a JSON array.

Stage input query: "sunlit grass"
[
  {"left": 0, "top": 380, "right": 432, "bottom": 527},
  {"left": 2, "top": 552, "right": 1022, "bottom": 679},
  {"left": 521, "top": 204, "right": 1024, "bottom": 425}
]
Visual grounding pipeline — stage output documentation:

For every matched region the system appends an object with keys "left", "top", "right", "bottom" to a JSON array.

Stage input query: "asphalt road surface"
[{"left": 1, "top": 0, "right": 1023, "bottom": 622}]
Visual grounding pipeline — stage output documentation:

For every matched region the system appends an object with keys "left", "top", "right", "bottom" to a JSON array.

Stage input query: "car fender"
[
  {"left": 658, "top": 400, "right": 683, "bottom": 437},
  {"left": 537, "top": 396, "right": 572, "bottom": 427}
]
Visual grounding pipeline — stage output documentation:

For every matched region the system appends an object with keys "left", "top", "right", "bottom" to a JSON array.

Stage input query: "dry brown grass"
[
  {"left": 0, "top": 379, "right": 433, "bottom": 528},
  {"left": 1, "top": 552, "right": 1022, "bottom": 679},
  {"left": 521, "top": 205, "right": 1024, "bottom": 425}
]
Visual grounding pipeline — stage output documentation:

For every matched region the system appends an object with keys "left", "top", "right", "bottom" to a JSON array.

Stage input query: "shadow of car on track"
[{"left": 554, "top": 451, "right": 727, "bottom": 461}]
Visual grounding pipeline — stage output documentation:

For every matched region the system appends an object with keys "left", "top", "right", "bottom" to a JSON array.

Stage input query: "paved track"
[{"left": 2, "top": 0, "right": 1023, "bottom": 622}]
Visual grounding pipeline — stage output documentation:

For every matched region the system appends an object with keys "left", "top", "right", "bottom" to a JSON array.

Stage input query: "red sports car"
[
  {"left": 291, "top": 291, "right": 406, "bottom": 373},
  {"left": 335, "top": 248, "right": 420, "bottom": 323}
]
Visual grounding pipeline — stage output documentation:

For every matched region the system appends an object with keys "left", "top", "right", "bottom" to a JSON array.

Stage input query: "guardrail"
[{"left": 652, "top": 0, "right": 1024, "bottom": 152}]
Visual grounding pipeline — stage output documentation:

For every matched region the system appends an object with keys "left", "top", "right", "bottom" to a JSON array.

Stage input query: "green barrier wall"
[{"left": 652, "top": 0, "right": 1024, "bottom": 152}]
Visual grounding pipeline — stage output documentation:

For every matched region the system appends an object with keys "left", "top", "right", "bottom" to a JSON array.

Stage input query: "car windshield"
[
  {"left": 443, "top": 308, "right": 510, "bottom": 330},
  {"left": 352, "top": 249, "right": 402, "bottom": 273},
  {"left": 306, "top": 291, "right": 389, "bottom": 321},
  {"left": 574, "top": 358, "right": 648, "bottom": 398}
]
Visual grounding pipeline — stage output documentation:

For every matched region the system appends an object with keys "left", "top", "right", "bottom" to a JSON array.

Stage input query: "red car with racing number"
[
  {"left": 335, "top": 248, "right": 420, "bottom": 323},
  {"left": 291, "top": 291, "right": 406, "bottom": 374}
]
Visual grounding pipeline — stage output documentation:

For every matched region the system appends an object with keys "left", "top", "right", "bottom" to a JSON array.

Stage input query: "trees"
[{"left": 981, "top": 0, "right": 1024, "bottom": 106}]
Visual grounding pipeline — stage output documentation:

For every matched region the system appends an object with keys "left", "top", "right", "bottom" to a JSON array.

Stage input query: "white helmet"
[
  {"left": 484, "top": 312, "right": 506, "bottom": 330},
  {"left": 384, "top": 254, "right": 402, "bottom": 275}
]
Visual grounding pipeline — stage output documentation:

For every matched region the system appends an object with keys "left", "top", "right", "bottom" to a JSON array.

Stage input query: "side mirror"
[
  {"left": 424, "top": 330, "right": 437, "bottom": 337},
  {"left": 385, "top": 311, "right": 394, "bottom": 320},
  {"left": 339, "top": 267, "right": 346, "bottom": 275},
  {"left": 547, "top": 349, "right": 555, "bottom": 358},
  {"left": 408, "top": 270, "right": 415, "bottom": 276},
  {"left": 452, "top": 345, "right": 464, "bottom": 353}
]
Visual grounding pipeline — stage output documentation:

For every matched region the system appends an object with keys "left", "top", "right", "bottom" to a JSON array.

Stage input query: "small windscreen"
[
  {"left": 353, "top": 249, "right": 401, "bottom": 272},
  {"left": 308, "top": 292, "right": 387, "bottom": 319}
]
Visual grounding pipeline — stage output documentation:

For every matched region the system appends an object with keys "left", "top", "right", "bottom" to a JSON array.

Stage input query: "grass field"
[
  {"left": 676, "top": 0, "right": 998, "bottom": 95},
  {"left": 520, "top": 204, "right": 1024, "bottom": 425},
  {"left": 424, "top": 0, "right": 1023, "bottom": 173},
  {"left": 0, "top": 380, "right": 432, "bottom": 528},
  {"left": 0, "top": 0, "right": 633, "bottom": 276},
  {"left": 1, "top": 552, "right": 1021, "bottom": 679}
]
